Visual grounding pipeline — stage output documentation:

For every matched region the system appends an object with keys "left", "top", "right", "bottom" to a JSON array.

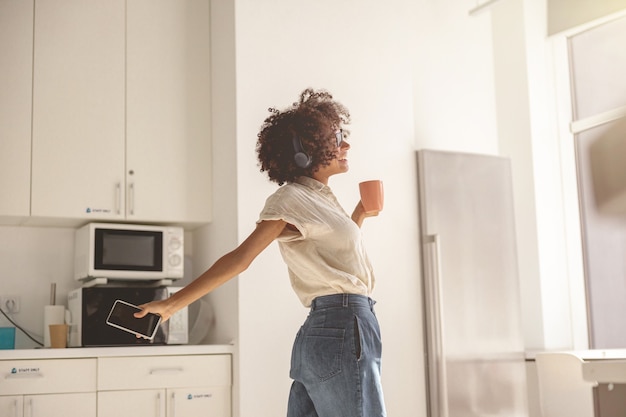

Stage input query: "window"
[{"left": 568, "top": 14, "right": 626, "bottom": 348}]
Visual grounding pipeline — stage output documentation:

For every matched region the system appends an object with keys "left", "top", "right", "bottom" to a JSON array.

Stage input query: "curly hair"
[{"left": 256, "top": 88, "right": 351, "bottom": 185}]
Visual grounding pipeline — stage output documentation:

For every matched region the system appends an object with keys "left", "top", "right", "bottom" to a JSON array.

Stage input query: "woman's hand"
[
  {"left": 351, "top": 200, "right": 379, "bottom": 227},
  {"left": 134, "top": 299, "right": 174, "bottom": 323}
]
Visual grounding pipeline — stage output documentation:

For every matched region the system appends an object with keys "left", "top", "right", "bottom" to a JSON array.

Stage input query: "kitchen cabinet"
[
  {"left": 0, "top": 393, "right": 96, "bottom": 417},
  {"left": 31, "top": 0, "right": 126, "bottom": 222},
  {"left": 1, "top": 350, "right": 232, "bottom": 417},
  {"left": 0, "top": 0, "right": 33, "bottom": 220},
  {"left": 0, "top": 358, "right": 97, "bottom": 417},
  {"left": 97, "top": 355, "right": 231, "bottom": 417},
  {"left": 98, "top": 387, "right": 230, "bottom": 417},
  {"left": 125, "top": 0, "right": 211, "bottom": 224},
  {"left": 0, "top": 396, "right": 22, "bottom": 416},
  {"left": 30, "top": 0, "right": 211, "bottom": 225}
]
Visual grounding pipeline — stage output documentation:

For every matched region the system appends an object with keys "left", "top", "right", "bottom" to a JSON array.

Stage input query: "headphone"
[{"left": 292, "top": 134, "right": 312, "bottom": 168}]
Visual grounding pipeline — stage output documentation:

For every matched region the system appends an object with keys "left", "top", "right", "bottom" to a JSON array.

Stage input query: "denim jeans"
[{"left": 287, "top": 294, "right": 387, "bottom": 417}]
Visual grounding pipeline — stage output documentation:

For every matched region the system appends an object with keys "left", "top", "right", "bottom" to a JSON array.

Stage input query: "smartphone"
[{"left": 106, "top": 300, "right": 162, "bottom": 340}]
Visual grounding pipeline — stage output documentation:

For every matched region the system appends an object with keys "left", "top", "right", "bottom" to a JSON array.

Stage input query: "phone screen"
[{"left": 106, "top": 300, "right": 162, "bottom": 339}]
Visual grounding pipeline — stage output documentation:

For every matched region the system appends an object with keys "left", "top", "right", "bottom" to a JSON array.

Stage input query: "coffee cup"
[
  {"left": 49, "top": 324, "right": 68, "bottom": 348},
  {"left": 359, "top": 180, "right": 384, "bottom": 214}
]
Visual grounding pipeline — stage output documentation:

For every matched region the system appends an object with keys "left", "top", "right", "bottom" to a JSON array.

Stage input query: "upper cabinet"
[
  {"left": 0, "top": 0, "right": 34, "bottom": 221},
  {"left": 126, "top": 0, "right": 211, "bottom": 224},
  {"left": 29, "top": 0, "right": 211, "bottom": 226},
  {"left": 31, "top": 0, "right": 126, "bottom": 222}
]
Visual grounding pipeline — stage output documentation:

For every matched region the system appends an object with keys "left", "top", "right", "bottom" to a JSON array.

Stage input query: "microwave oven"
[
  {"left": 74, "top": 222, "right": 184, "bottom": 281},
  {"left": 67, "top": 286, "right": 188, "bottom": 347}
]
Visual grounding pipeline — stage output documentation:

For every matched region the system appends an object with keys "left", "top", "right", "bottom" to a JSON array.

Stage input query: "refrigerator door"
[{"left": 417, "top": 150, "right": 528, "bottom": 417}]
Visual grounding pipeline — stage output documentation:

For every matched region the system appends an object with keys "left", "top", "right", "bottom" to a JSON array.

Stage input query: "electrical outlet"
[{"left": 1, "top": 296, "right": 20, "bottom": 314}]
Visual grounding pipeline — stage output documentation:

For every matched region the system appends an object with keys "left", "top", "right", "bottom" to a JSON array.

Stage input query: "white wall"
[
  {"left": 229, "top": 1, "right": 499, "bottom": 416},
  {"left": 491, "top": 0, "right": 591, "bottom": 351},
  {"left": 0, "top": 226, "right": 75, "bottom": 348}
]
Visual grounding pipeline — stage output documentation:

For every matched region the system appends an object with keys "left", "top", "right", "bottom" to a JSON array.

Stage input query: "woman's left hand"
[{"left": 351, "top": 201, "right": 379, "bottom": 227}]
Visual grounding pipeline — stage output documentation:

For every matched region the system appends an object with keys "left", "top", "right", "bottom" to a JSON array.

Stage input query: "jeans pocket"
[
  {"left": 354, "top": 316, "right": 362, "bottom": 361},
  {"left": 304, "top": 327, "right": 345, "bottom": 381},
  {"left": 289, "top": 327, "right": 303, "bottom": 379}
]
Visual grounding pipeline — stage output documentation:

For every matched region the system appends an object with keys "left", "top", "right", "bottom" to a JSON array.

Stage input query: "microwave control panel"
[{"left": 165, "top": 227, "right": 184, "bottom": 276}]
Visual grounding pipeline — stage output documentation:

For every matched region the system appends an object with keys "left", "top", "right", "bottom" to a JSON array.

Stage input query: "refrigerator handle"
[{"left": 425, "top": 234, "right": 449, "bottom": 417}]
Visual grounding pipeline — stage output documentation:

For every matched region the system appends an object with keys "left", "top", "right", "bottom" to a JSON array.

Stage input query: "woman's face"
[{"left": 312, "top": 129, "right": 350, "bottom": 184}]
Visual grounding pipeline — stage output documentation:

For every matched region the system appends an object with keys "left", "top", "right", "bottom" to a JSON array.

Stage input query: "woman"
[{"left": 137, "top": 88, "right": 387, "bottom": 417}]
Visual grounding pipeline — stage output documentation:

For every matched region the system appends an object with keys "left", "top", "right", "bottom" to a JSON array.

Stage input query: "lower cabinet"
[
  {"left": 97, "top": 354, "right": 231, "bottom": 417},
  {"left": 0, "top": 393, "right": 97, "bottom": 417},
  {"left": 0, "top": 353, "right": 232, "bottom": 417},
  {"left": 98, "top": 387, "right": 231, "bottom": 417},
  {"left": 0, "top": 358, "right": 97, "bottom": 417}
]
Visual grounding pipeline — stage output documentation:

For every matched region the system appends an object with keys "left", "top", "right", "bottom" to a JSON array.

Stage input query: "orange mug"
[{"left": 359, "top": 180, "right": 384, "bottom": 214}]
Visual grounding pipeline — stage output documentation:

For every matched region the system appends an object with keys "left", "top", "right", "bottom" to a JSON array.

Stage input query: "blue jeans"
[{"left": 287, "top": 294, "right": 387, "bottom": 417}]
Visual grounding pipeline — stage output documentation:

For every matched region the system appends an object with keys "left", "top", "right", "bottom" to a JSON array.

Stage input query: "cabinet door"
[
  {"left": 0, "top": 395, "right": 23, "bottom": 417},
  {"left": 98, "top": 390, "right": 165, "bottom": 417},
  {"left": 31, "top": 0, "right": 126, "bottom": 221},
  {"left": 98, "top": 355, "right": 231, "bottom": 391},
  {"left": 126, "top": 0, "right": 211, "bottom": 223},
  {"left": 24, "top": 393, "right": 96, "bottom": 417},
  {"left": 168, "top": 387, "right": 231, "bottom": 417},
  {"left": 0, "top": 0, "right": 33, "bottom": 219}
]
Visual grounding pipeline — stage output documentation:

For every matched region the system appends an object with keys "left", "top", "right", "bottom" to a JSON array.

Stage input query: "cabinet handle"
[
  {"left": 155, "top": 392, "right": 161, "bottom": 417},
  {"left": 115, "top": 182, "right": 122, "bottom": 215},
  {"left": 170, "top": 392, "right": 176, "bottom": 417},
  {"left": 149, "top": 367, "right": 184, "bottom": 375},
  {"left": 25, "top": 398, "right": 33, "bottom": 417},
  {"left": 128, "top": 182, "right": 135, "bottom": 215},
  {"left": 5, "top": 372, "right": 44, "bottom": 380},
  {"left": 12, "top": 399, "right": 18, "bottom": 417}
]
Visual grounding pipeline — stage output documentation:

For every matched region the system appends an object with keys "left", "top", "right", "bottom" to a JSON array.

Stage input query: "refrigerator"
[{"left": 417, "top": 150, "right": 528, "bottom": 417}]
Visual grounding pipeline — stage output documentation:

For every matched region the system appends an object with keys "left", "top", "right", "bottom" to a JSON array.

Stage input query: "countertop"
[
  {"left": 526, "top": 348, "right": 626, "bottom": 361},
  {"left": 531, "top": 348, "right": 626, "bottom": 385},
  {"left": 0, "top": 344, "right": 234, "bottom": 360}
]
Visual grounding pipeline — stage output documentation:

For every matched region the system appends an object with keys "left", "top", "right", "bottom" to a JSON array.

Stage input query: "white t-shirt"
[{"left": 258, "top": 176, "right": 375, "bottom": 307}]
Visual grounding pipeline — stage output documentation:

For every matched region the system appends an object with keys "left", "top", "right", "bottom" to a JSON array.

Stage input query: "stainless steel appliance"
[
  {"left": 417, "top": 150, "right": 528, "bottom": 416},
  {"left": 67, "top": 286, "right": 188, "bottom": 347}
]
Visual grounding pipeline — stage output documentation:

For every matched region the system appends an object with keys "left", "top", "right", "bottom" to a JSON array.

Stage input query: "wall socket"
[{"left": 0, "top": 296, "right": 20, "bottom": 314}]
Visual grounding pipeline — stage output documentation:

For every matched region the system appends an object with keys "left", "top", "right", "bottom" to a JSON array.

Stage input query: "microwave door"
[{"left": 95, "top": 228, "right": 163, "bottom": 272}]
